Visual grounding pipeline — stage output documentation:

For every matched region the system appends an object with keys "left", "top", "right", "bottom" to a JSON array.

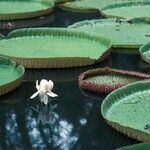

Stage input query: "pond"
[{"left": 0, "top": 7, "right": 149, "bottom": 150}]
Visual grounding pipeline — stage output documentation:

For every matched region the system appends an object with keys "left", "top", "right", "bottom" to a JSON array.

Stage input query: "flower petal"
[
  {"left": 47, "top": 92, "right": 58, "bottom": 97},
  {"left": 30, "top": 91, "right": 39, "bottom": 99},
  {"left": 36, "top": 80, "right": 39, "bottom": 91},
  {"left": 49, "top": 80, "right": 54, "bottom": 91},
  {"left": 43, "top": 96, "right": 48, "bottom": 105}
]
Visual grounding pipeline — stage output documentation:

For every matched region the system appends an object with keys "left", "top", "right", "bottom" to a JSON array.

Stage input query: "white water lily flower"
[{"left": 30, "top": 79, "right": 58, "bottom": 105}]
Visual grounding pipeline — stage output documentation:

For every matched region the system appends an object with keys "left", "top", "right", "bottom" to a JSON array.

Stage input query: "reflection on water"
[
  {"left": 30, "top": 103, "right": 57, "bottom": 125},
  {"left": 0, "top": 79, "right": 140, "bottom": 150},
  {"left": 27, "top": 88, "right": 80, "bottom": 150},
  {"left": 80, "top": 88, "right": 107, "bottom": 101},
  {"left": 26, "top": 109, "right": 47, "bottom": 150},
  {"left": 5, "top": 110, "right": 22, "bottom": 149}
]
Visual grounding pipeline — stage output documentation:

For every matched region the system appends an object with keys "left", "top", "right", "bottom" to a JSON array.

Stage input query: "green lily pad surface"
[
  {"left": 0, "top": 0, "right": 54, "bottom": 20},
  {"left": 58, "top": 0, "right": 148, "bottom": 13},
  {"left": 79, "top": 67, "right": 150, "bottom": 93},
  {"left": 0, "top": 28, "right": 111, "bottom": 68},
  {"left": 58, "top": 0, "right": 102, "bottom": 12},
  {"left": 69, "top": 18, "right": 150, "bottom": 48},
  {"left": 0, "top": 57, "right": 25, "bottom": 96},
  {"left": 102, "top": 2, "right": 150, "bottom": 19},
  {"left": 117, "top": 142, "right": 150, "bottom": 150},
  {"left": 101, "top": 80, "right": 150, "bottom": 142},
  {"left": 139, "top": 43, "right": 150, "bottom": 64},
  {"left": 87, "top": 74, "right": 140, "bottom": 84}
]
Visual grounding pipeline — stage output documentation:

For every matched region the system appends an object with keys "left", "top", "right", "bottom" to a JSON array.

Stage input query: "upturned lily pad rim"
[
  {"left": 101, "top": 80, "right": 150, "bottom": 142},
  {"left": 68, "top": 18, "right": 150, "bottom": 49},
  {"left": 68, "top": 18, "right": 150, "bottom": 29},
  {"left": 0, "top": 28, "right": 112, "bottom": 68},
  {"left": 139, "top": 42, "right": 150, "bottom": 64},
  {"left": 101, "top": 1, "right": 150, "bottom": 19},
  {"left": 58, "top": 0, "right": 150, "bottom": 14},
  {"left": 116, "top": 142, "right": 150, "bottom": 150},
  {"left": 0, "top": 56, "right": 25, "bottom": 96},
  {"left": 0, "top": 0, "right": 54, "bottom": 20},
  {"left": 79, "top": 67, "right": 150, "bottom": 93},
  {"left": 6, "top": 27, "right": 112, "bottom": 59},
  {"left": 58, "top": 1, "right": 100, "bottom": 13}
]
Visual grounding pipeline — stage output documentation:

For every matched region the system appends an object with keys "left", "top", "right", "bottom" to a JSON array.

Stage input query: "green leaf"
[
  {"left": 0, "top": 56, "right": 25, "bottom": 96},
  {"left": 140, "top": 42, "right": 150, "bottom": 64},
  {"left": 101, "top": 80, "right": 150, "bottom": 142},
  {"left": 69, "top": 18, "right": 150, "bottom": 49},
  {"left": 117, "top": 142, "right": 150, "bottom": 150},
  {"left": 58, "top": 0, "right": 149, "bottom": 14},
  {"left": 0, "top": 28, "right": 111, "bottom": 68},
  {"left": 0, "top": 0, "right": 54, "bottom": 20},
  {"left": 102, "top": 1, "right": 150, "bottom": 19}
]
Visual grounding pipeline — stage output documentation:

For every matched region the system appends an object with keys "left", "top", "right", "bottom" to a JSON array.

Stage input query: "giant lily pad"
[
  {"left": 0, "top": 0, "right": 54, "bottom": 20},
  {"left": 79, "top": 67, "right": 150, "bottom": 93},
  {"left": 102, "top": 1, "right": 150, "bottom": 19},
  {"left": 69, "top": 18, "right": 150, "bottom": 48},
  {"left": 101, "top": 80, "right": 150, "bottom": 142},
  {"left": 139, "top": 43, "right": 150, "bottom": 64},
  {"left": 117, "top": 142, "right": 150, "bottom": 150},
  {"left": 58, "top": 0, "right": 148, "bottom": 13},
  {"left": 0, "top": 28, "right": 111, "bottom": 68},
  {"left": 0, "top": 57, "right": 25, "bottom": 96}
]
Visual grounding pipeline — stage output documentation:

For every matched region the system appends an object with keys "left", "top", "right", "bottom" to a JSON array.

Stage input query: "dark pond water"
[{"left": 0, "top": 7, "right": 150, "bottom": 150}]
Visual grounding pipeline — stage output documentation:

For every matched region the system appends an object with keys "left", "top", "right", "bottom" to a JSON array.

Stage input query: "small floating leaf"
[{"left": 79, "top": 67, "right": 150, "bottom": 93}]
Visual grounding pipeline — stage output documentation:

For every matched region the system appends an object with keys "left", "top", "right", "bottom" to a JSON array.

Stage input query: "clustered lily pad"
[
  {"left": 0, "top": 0, "right": 149, "bottom": 146},
  {"left": 79, "top": 67, "right": 150, "bottom": 93}
]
